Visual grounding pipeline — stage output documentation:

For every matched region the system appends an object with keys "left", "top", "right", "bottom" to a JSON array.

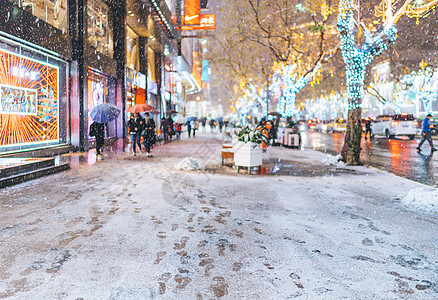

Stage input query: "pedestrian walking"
[
  {"left": 186, "top": 118, "right": 192, "bottom": 138},
  {"left": 201, "top": 119, "right": 207, "bottom": 132},
  {"left": 218, "top": 120, "right": 224, "bottom": 133},
  {"left": 89, "top": 121, "right": 105, "bottom": 159},
  {"left": 209, "top": 119, "right": 216, "bottom": 133},
  {"left": 417, "top": 114, "right": 437, "bottom": 152},
  {"left": 364, "top": 117, "right": 372, "bottom": 139},
  {"left": 175, "top": 123, "right": 182, "bottom": 138},
  {"left": 192, "top": 119, "right": 199, "bottom": 137},
  {"left": 166, "top": 115, "right": 174, "bottom": 142},
  {"left": 128, "top": 113, "right": 144, "bottom": 156},
  {"left": 142, "top": 112, "right": 155, "bottom": 156},
  {"left": 269, "top": 121, "right": 277, "bottom": 145}
]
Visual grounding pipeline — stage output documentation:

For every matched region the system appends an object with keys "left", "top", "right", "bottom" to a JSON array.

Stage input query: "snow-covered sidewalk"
[{"left": 0, "top": 133, "right": 437, "bottom": 299}]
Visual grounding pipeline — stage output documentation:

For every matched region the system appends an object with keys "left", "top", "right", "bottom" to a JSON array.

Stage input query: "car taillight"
[
  {"left": 391, "top": 121, "right": 399, "bottom": 126},
  {"left": 430, "top": 125, "right": 434, "bottom": 128},
  {"left": 414, "top": 121, "right": 418, "bottom": 125}
]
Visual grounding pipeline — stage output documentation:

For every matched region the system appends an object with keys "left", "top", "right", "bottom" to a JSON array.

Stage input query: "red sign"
[
  {"left": 181, "top": 14, "right": 216, "bottom": 30},
  {"left": 184, "top": 0, "right": 200, "bottom": 25}
]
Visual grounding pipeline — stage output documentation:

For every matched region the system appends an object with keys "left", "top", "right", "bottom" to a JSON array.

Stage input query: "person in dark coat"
[
  {"left": 142, "top": 112, "right": 155, "bottom": 156},
  {"left": 218, "top": 120, "right": 224, "bottom": 133},
  {"left": 364, "top": 117, "right": 372, "bottom": 139},
  {"left": 186, "top": 118, "right": 192, "bottom": 138},
  {"left": 166, "top": 115, "right": 174, "bottom": 141},
  {"left": 417, "top": 114, "right": 437, "bottom": 152},
  {"left": 209, "top": 119, "right": 216, "bottom": 133},
  {"left": 90, "top": 121, "right": 105, "bottom": 159},
  {"left": 127, "top": 113, "right": 144, "bottom": 156}
]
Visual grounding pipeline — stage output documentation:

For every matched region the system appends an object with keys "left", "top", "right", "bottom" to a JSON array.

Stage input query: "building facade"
[{"left": 0, "top": 0, "right": 196, "bottom": 155}]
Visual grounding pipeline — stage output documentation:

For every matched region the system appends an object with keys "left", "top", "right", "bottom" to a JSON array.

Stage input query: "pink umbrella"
[{"left": 127, "top": 104, "right": 158, "bottom": 114}]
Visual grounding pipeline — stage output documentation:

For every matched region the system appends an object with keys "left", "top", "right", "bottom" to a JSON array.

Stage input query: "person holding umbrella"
[
  {"left": 89, "top": 103, "right": 121, "bottom": 160},
  {"left": 127, "top": 113, "right": 144, "bottom": 156},
  {"left": 142, "top": 112, "right": 155, "bottom": 156}
]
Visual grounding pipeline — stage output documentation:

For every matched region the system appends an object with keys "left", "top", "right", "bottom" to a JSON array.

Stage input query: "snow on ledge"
[
  {"left": 175, "top": 157, "right": 205, "bottom": 171},
  {"left": 321, "top": 154, "right": 346, "bottom": 167},
  {"left": 402, "top": 188, "right": 438, "bottom": 213}
]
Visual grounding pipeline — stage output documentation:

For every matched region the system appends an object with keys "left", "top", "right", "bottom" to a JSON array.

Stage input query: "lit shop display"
[
  {"left": 87, "top": 69, "right": 108, "bottom": 136},
  {"left": 0, "top": 38, "right": 66, "bottom": 149}
]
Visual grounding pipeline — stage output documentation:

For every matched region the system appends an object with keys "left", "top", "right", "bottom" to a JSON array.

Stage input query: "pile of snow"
[
  {"left": 175, "top": 157, "right": 205, "bottom": 171},
  {"left": 401, "top": 188, "right": 438, "bottom": 213},
  {"left": 321, "top": 154, "right": 345, "bottom": 167}
]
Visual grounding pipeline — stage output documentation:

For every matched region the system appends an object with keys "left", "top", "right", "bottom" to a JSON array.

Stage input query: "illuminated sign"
[
  {"left": 184, "top": 0, "right": 200, "bottom": 25},
  {"left": 181, "top": 14, "right": 216, "bottom": 30},
  {"left": 134, "top": 72, "right": 146, "bottom": 89},
  {"left": 0, "top": 85, "right": 38, "bottom": 115},
  {"left": 12, "top": 67, "right": 39, "bottom": 80},
  {"left": 147, "top": 77, "right": 158, "bottom": 95}
]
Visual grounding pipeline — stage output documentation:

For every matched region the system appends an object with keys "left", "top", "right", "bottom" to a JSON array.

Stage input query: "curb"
[{"left": 367, "top": 165, "right": 434, "bottom": 189}]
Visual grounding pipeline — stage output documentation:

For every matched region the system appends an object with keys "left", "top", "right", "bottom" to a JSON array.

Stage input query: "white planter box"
[{"left": 233, "top": 141, "right": 262, "bottom": 167}]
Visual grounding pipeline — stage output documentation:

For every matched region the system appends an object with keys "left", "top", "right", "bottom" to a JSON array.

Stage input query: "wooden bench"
[{"left": 221, "top": 148, "right": 234, "bottom": 165}]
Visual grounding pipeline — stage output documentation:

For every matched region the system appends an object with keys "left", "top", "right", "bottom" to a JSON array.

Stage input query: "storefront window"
[
  {"left": 126, "top": 68, "right": 136, "bottom": 111},
  {"left": 126, "top": 27, "right": 139, "bottom": 71},
  {"left": 8, "top": 0, "right": 68, "bottom": 33},
  {"left": 88, "top": 69, "right": 108, "bottom": 138},
  {"left": 0, "top": 36, "right": 67, "bottom": 150},
  {"left": 87, "top": 0, "right": 113, "bottom": 58}
]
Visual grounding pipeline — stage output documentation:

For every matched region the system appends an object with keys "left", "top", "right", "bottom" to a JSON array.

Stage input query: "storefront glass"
[
  {"left": 8, "top": 0, "right": 68, "bottom": 33},
  {"left": 87, "top": 69, "right": 109, "bottom": 138},
  {"left": 0, "top": 35, "right": 68, "bottom": 151},
  {"left": 87, "top": 0, "right": 113, "bottom": 58}
]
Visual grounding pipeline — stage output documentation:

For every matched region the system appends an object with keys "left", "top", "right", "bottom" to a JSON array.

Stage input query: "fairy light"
[
  {"left": 276, "top": 64, "right": 321, "bottom": 117},
  {"left": 406, "top": 0, "right": 437, "bottom": 24},
  {"left": 338, "top": 0, "right": 397, "bottom": 110}
]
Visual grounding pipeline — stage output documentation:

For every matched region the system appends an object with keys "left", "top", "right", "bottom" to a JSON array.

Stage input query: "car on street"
[
  {"left": 429, "top": 120, "right": 438, "bottom": 135},
  {"left": 371, "top": 113, "right": 418, "bottom": 139},
  {"left": 307, "top": 118, "right": 321, "bottom": 131},
  {"left": 321, "top": 120, "right": 333, "bottom": 132},
  {"left": 328, "top": 118, "right": 347, "bottom": 133}
]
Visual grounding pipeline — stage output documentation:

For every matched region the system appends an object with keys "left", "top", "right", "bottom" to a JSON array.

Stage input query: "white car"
[{"left": 371, "top": 113, "right": 418, "bottom": 139}]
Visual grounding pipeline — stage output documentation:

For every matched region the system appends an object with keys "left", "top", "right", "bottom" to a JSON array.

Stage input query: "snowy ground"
[{"left": 0, "top": 133, "right": 437, "bottom": 299}]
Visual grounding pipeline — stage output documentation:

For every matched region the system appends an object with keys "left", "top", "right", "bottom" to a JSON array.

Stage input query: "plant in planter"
[
  {"left": 233, "top": 126, "right": 269, "bottom": 167},
  {"left": 236, "top": 125, "right": 270, "bottom": 147}
]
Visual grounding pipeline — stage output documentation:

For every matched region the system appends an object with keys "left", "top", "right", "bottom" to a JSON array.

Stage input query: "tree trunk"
[{"left": 341, "top": 107, "right": 363, "bottom": 165}]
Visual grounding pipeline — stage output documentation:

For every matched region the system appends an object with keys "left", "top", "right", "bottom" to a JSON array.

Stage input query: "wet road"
[{"left": 302, "top": 131, "right": 438, "bottom": 187}]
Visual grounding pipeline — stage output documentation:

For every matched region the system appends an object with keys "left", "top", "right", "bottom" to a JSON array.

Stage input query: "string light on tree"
[{"left": 338, "top": 0, "right": 397, "bottom": 111}]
